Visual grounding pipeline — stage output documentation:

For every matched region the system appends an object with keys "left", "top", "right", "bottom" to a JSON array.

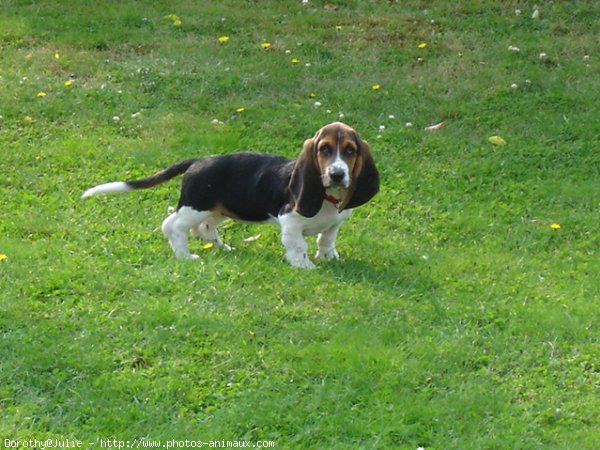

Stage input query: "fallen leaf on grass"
[
  {"left": 243, "top": 233, "right": 262, "bottom": 242},
  {"left": 425, "top": 121, "right": 445, "bottom": 132},
  {"left": 488, "top": 135, "right": 507, "bottom": 146}
]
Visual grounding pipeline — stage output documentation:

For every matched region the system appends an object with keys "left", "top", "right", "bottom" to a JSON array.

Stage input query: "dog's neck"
[
  {"left": 324, "top": 194, "right": 340, "bottom": 206},
  {"left": 324, "top": 186, "right": 348, "bottom": 208}
]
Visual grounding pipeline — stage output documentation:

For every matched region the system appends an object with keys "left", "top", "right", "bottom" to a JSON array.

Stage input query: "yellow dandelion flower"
[
  {"left": 260, "top": 42, "right": 271, "bottom": 49},
  {"left": 64, "top": 80, "right": 74, "bottom": 87},
  {"left": 418, "top": 42, "right": 428, "bottom": 49},
  {"left": 550, "top": 223, "right": 561, "bottom": 230},
  {"left": 308, "top": 92, "right": 316, "bottom": 98},
  {"left": 218, "top": 36, "right": 230, "bottom": 43},
  {"left": 335, "top": 25, "right": 343, "bottom": 31},
  {"left": 37, "top": 91, "right": 47, "bottom": 97},
  {"left": 0, "top": 254, "right": 8, "bottom": 262},
  {"left": 164, "top": 14, "right": 182, "bottom": 26},
  {"left": 235, "top": 107, "right": 245, "bottom": 113},
  {"left": 371, "top": 84, "right": 381, "bottom": 90},
  {"left": 202, "top": 243, "right": 214, "bottom": 250},
  {"left": 291, "top": 58, "right": 300, "bottom": 64},
  {"left": 54, "top": 51, "right": 60, "bottom": 60}
]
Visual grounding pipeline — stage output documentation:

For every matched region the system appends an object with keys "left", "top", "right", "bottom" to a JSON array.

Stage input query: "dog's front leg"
[
  {"left": 316, "top": 222, "right": 342, "bottom": 261},
  {"left": 282, "top": 232, "right": 315, "bottom": 269},
  {"left": 279, "top": 217, "right": 315, "bottom": 269}
]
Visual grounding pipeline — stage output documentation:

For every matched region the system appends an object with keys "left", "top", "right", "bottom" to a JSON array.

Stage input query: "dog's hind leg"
[
  {"left": 191, "top": 215, "right": 232, "bottom": 251},
  {"left": 162, "top": 207, "right": 211, "bottom": 259}
]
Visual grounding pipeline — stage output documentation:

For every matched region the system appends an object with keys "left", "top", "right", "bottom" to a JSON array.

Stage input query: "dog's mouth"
[
  {"left": 325, "top": 180, "right": 348, "bottom": 189},
  {"left": 321, "top": 171, "right": 350, "bottom": 189},
  {"left": 322, "top": 178, "right": 349, "bottom": 203}
]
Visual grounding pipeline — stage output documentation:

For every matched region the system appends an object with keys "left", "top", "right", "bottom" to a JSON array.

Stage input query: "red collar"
[{"left": 324, "top": 194, "right": 340, "bottom": 205}]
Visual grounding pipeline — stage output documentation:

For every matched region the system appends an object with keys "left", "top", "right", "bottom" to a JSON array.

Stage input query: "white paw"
[
  {"left": 287, "top": 253, "right": 316, "bottom": 269},
  {"left": 316, "top": 248, "right": 340, "bottom": 261},
  {"left": 175, "top": 252, "right": 200, "bottom": 260}
]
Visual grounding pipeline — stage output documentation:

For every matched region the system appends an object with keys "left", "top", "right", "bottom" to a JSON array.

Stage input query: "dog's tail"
[{"left": 81, "top": 159, "right": 198, "bottom": 198}]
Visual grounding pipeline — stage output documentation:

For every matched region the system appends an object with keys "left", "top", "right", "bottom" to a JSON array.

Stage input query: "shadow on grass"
[
  {"left": 321, "top": 255, "right": 435, "bottom": 291},
  {"left": 207, "top": 238, "right": 436, "bottom": 292}
]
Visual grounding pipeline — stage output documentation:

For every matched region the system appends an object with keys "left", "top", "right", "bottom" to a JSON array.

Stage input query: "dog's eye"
[
  {"left": 343, "top": 147, "right": 356, "bottom": 156},
  {"left": 319, "top": 146, "right": 332, "bottom": 156}
]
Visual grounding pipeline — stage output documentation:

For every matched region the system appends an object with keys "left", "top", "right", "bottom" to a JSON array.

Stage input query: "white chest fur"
[{"left": 277, "top": 201, "right": 352, "bottom": 236}]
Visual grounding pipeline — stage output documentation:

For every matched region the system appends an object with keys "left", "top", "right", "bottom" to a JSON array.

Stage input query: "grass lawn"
[{"left": 1, "top": 1, "right": 598, "bottom": 448}]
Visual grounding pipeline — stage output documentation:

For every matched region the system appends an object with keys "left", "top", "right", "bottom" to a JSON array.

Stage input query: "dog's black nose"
[{"left": 330, "top": 169, "right": 345, "bottom": 183}]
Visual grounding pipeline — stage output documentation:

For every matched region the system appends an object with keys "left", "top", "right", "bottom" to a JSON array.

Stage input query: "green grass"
[{"left": 1, "top": 1, "right": 599, "bottom": 448}]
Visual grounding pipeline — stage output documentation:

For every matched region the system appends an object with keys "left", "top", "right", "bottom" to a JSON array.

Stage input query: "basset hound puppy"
[{"left": 82, "top": 122, "right": 379, "bottom": 268}]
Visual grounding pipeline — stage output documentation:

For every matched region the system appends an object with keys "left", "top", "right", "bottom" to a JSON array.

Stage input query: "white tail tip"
[{"left": 81, "top": 181, "right": 131, "bottom": 198}]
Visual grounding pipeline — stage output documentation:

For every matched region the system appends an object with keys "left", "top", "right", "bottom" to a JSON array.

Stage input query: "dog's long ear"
[
  {"left": 338, "top": 134, "right": 379, "bottom": 211},
  {"left": 289, "top": 134, "right": 325, "bottom": 218}
]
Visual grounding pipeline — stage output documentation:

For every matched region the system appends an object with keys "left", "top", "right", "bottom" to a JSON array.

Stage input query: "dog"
[{"left": 82, "top": 122, "right": 379, "bottom": 268}]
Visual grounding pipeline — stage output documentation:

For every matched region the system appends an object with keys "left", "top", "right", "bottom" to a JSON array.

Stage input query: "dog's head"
[{"left": 290, "top": 122, "right": 379, "bottom": 217}]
